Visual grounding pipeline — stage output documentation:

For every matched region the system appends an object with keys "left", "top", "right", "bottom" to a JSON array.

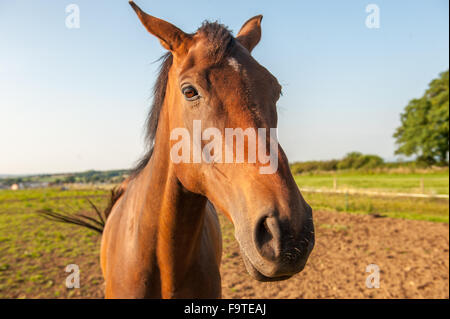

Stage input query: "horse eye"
[{"left": 182, "top": 86, "right": 199, "bottom": 101}]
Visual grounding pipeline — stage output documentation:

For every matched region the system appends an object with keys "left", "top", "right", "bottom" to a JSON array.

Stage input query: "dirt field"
[
  {"left": 1, "top": 207, "right": 448, "bottom": 299},
  {"left": 220, "top": 210, "right": 449, "bottom": 298}
]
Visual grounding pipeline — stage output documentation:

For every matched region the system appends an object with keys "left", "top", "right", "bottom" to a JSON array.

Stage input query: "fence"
[{"left": 300, "top": 176, "right": 449, "bottom": 199}]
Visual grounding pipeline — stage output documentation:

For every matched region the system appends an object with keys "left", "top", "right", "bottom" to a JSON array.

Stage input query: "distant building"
[{"left": 10, "top": 184, "right": 19, "bottom": 191}]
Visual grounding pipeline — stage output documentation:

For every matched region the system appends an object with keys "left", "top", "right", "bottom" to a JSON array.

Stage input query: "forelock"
[{"left": 196, "top": 21, "right": 235, "bottom": 63}]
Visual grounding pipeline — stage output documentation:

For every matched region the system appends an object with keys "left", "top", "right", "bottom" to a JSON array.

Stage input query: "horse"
[{"left": 42, "top": 0, "right": 315, "bottom": 298}]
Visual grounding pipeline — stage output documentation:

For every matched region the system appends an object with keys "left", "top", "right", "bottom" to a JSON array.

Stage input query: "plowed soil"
[{"left": 220, "top": 210, "right": 449, "bottom": 298}]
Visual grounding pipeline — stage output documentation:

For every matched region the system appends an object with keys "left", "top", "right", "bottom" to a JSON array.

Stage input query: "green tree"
[
  {"left": 393, "top": 70, "right": 449, "bottom": 165},
  {"left": 63, "top": 175, "right": 76, "bottom": 183}
]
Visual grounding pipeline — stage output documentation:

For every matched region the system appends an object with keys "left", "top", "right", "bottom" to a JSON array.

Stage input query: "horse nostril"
[{"left": 254, "top": 216, "right": 281, "bottom": 260}]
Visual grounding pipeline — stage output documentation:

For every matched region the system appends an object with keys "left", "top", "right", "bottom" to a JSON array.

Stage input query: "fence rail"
[{"left": 300, "top": 187, "right": 449, "bottom": 199}]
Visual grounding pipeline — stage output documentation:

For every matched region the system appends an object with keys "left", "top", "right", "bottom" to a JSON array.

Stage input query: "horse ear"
[
  {"left": 236, "top": 15, "right": 263, "bottom": 53},
  {"left": 129, "top": 1, "right": 192, "bottom": 55}
]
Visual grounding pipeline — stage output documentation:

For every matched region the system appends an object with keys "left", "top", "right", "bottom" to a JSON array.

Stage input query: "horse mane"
[
  {"left": 129, "top": 21, "right": 235, "bottom": 179},
  {"left": 129, "top": 51, "right": 173, "bottom": 178}
]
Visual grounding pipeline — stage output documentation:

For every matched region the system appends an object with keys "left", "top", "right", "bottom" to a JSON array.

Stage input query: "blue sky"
[{"left": 0, "top": 0, "right": 448, "bottom": 174}]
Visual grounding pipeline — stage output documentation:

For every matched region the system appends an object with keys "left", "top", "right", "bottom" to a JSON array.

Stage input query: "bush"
[
  {"left": 290, "top": 159, "right": 338, "bottom": 174},
  {"left": 290, "top": 152, "right": 385, "bottom": 174},
  {"left": 336, "top": 152, "right": 384, "bottom": 170}
]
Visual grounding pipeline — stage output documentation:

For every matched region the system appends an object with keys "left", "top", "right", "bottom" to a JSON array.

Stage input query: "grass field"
[
  {"left": 294, "top": 171, "right": 449, "bottom": 195},
  {"left": 0, "top": 188, "right": 106, "bottom": 298},
  {"left": 0, "top": 171, "right": 448, "bottom": 298},
  {"left": 294, "top": 171, "right": 449, "bottom": 223},
  {"left": 301, "top": 192, "right": 448, "bottom": 223}
]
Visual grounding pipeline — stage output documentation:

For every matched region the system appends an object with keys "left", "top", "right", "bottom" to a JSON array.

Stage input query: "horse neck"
[{"left": 135, "top": 102, "right": 208, "bottom": 297}]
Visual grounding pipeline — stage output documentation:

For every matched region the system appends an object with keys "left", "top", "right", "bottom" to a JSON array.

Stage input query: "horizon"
[
  {"left": 0, "top": 154, "right": 426, "bottom": 178},
  {"left": 1, "top": 0, "right": 448, "bottom": 175}
]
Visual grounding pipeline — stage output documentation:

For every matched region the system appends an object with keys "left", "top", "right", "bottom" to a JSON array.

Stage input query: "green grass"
[
  {"left": 0, "top": 188, "right": 106, "bottom": 202},
  {"left": 295, "top": 171, "right": 449, "bottom": 195},
  {"left": 301, "top": 191, "right": 449, "bottom": 223},
  {"left": 0, "top": 188, "right": 108, "bottom": 298},
  {"left": 294, "top": 171, "right": 449, "bottom": 223}
]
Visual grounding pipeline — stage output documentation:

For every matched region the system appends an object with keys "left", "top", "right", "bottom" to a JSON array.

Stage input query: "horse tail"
[{"left": 38, "top": 182, "right": 127, "bottom": 234}]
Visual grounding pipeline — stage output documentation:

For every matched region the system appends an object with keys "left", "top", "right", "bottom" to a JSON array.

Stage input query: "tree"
[
  {"left": 64, "top": 175, "right": 76, "bottom": 183},
  {"left": 393, "top": 70, "right": 449, "bottom": 165}
]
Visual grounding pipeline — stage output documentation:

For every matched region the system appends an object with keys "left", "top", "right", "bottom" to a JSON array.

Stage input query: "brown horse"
[{"left": 50, "top": 1, "right": 315, "bottom": 298}]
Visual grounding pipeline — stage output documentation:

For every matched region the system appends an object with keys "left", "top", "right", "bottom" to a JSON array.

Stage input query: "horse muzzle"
[{"left": 236, "top": 208, "right": 315, "bottom": 281}]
